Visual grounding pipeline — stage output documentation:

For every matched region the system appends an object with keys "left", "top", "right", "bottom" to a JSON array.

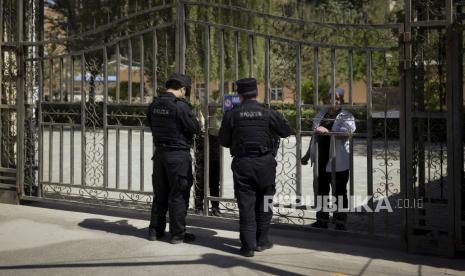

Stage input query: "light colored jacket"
[{"left": 309, "top": 108, "right": 356, "bottom": 172}]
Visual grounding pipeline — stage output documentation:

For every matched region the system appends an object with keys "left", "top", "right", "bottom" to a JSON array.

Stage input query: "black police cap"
[
  {"left": 235, "top": 78, "right": 257, "bottom": 97},
  {"left": 165, "top": 73, "right": 191, "bottom": 89}
]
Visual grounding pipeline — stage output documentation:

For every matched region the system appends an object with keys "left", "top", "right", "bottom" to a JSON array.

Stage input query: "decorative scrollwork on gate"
[
  {"left": 82, "top": 58, "right": 105, "bottom": 192},
  {"left": 275, "top": 137, "right": 297, "bottom": 198}
]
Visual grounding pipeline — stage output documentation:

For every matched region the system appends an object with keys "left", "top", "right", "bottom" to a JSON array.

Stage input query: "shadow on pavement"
[
  {"left": 0, "top": 253, "right": 307, "bottom": 276},
  {"left": 76, "top": 217, "right": 465, "bottom": 273},
  {"left": 23, "top": 201, "right": 465, "bottom": 272},
  {"left": 78, "top": 217, "right": 240, "bottom": 255},
  {"left": 78, "top": 218, "right": 149, "bottom": 238}
]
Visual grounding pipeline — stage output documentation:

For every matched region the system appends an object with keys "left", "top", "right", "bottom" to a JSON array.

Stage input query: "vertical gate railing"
[
  {"left": 455, "top": 0, "right": 465, "bottom": 254},
  {"left": 446, "top": 0, "right": 464, "bottom": 255}
]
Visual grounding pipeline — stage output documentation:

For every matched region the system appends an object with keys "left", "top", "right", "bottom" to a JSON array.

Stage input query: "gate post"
[
  {"left": 400, "top": 0, "right": 413, "bottom": 253},
  {"left": 16, "top": 0, "right": 25, "bottom": 198},
  {"left": 175, "top": 0, "right": 186, "bottom": 74},
  {"left": 446, "top": 5, "right": 463, "bottom": 256}
]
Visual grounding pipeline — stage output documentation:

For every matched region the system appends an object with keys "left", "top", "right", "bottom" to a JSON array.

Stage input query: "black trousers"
[
  {"left": 150, "top": 149, "right": 193, "bottom": 237},
  {"left": 315, "top": 168, "right": 350, "bottom": 224},
  {"left": 232, "top": 153, "right": 277, "bottom": 250},
  {"left": 194, "top": 134, "right": 220, "bottom": 210}
]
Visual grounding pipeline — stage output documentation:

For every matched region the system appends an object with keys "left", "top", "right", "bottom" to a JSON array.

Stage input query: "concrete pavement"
[{"left": 0, "top": 202, "right": 464, "bottom": 276}]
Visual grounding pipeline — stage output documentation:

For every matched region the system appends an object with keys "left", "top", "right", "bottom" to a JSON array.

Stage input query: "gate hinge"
[{"left": 401, "top": 32, "right": 412, "bottom": 43}]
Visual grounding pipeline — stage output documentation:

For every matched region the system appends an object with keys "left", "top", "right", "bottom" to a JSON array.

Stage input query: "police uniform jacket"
[
  {"left": 147, "top": 92, "right": 200, "bottom": 150},
  {"left": 219, "top": 99, "right": 292, "bottom": 157}
]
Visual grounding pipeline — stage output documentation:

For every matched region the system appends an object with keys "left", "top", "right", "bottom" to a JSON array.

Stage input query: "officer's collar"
[
  {"left": 241, "top": 98, "right": 257, "bottom": 104},
  {"left": 160, "top": 91, "right": 176, "bottom": 98}
]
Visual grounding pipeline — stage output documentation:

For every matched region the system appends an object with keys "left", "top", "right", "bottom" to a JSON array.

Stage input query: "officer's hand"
[{"left": 315, "top": 126, "right": 329, "bottom": 134}]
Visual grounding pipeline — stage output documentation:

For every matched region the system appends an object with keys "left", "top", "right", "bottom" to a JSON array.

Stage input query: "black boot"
[
  {"left": 255, "top": 242, "right": 274, "bottom": 252},
  {"left": 310, "top": 220, "right": 328, "bottom": 229},
  {"left": 170, "top": 232, "right": 196, "bottom": 244},
  {"left": 240, "top": 247, "right": 255, "bottom": 257},
  {"left": 148, "top": 228, "right": 165, "bottom": 241},
  {"left": 210, "top": 206, "right": 221, "bottom": 216}
]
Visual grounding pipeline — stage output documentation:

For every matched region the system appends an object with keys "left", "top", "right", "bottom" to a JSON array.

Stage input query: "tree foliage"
[
  {"left": 46, "top": 0, "right": 402, "bottom": 103},
  {"left": 46, "top": 0, "right": 174, "bottom": 100}
]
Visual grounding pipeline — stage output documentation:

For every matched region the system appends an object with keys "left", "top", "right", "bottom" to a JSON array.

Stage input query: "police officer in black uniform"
[
  {"left": 147, "top": 73, "right": 200, "bottom": 244},
  {"left": 219, "top": 78, "right": 293, "bottom": 257}
]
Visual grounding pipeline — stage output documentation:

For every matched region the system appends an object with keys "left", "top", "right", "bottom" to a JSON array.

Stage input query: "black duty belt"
[
  {"left": 234, "top": 147, "right": 271, "bottom": 158},
  {"left": 155, "top": 147, "right": 189, "bottom": 153}
]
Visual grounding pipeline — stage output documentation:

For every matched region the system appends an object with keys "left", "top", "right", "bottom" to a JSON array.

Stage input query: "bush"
[
  {"left": 108, "top": 81, "right": 148, "bottom": 101},
  {"left": 301, "top": 79, "right": 331, "bottom": 104},
  {"left": 41, "top": 101, "right": 422, "bottom": 140}
]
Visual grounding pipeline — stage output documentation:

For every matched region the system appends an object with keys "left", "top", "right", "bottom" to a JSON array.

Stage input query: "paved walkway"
[{"left": 0, "top": 202, "right": 464, "bottom": 276}]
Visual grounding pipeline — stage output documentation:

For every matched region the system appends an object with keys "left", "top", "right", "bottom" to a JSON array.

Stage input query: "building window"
[{"left": 271, "top": 87, "right": 283, "bottom": 101}]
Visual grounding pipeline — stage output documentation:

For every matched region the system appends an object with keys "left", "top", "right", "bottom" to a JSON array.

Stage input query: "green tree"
[
  {"left": 301, "top": 79, "right": 331, "bottom": 104},
  {"left": 46, "top": 0, "right": 173, "bottom": 101},
  {"left": 47, "top": 0, "right": 129, "bottom": 101}
]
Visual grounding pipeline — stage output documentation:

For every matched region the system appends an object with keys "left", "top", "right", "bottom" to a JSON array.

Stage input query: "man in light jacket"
[{"left": 302, "top": 87, "right": 356, "bottom": 230}]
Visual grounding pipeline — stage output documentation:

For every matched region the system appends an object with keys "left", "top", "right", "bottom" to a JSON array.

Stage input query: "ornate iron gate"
[
  {"left": 183, "top": 1, "right": 403, "bottom": 239},
  {"left": 402, "top": 0, "right": 464, "bottom": 256},
  {"left": 32, "top": 2, "right": 177, "bottom": 209},
  {"left": 2, "top": 0, "right": 464, "bottom": 257},
  {"left": 0, "top": 0, "right": 27, "bottom": 198}
]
